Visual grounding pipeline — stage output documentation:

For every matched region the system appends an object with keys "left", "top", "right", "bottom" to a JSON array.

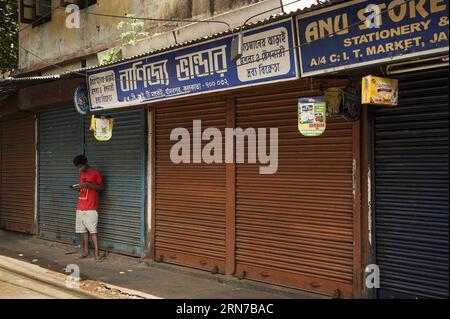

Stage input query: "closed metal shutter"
[
  {"left": 155, "top": 100, "right": 227, "bottom": 273},
  {"left": 0, "top": 113, "right": 36, "bottom": 234},
  {"left": 374, "top": 68, "right": 449, "bottom": 299},
  {"left": 38, "top": 108, "right": 83, "bottom": 244},
  {"left": 235, "top": 89, "right": 357, "bottom": 298},
  {"left": 84, "top": 109, "right": 146, "bottom": 257}
]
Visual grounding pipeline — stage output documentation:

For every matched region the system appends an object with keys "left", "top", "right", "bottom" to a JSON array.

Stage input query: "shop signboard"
[
  {"left": 297, "top": 0, "right": 449, "bottom": 76},
  {"left": 87, "top": 19, "right": 298, "bottom": 110}
]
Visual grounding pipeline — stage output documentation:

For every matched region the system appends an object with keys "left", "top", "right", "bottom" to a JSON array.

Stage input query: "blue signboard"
[
  {"left": 297, "top": 0, "right": 449, "bottom": 76},
  {"left": 87, "top": 19, "right": 298, "bottom": 110}
]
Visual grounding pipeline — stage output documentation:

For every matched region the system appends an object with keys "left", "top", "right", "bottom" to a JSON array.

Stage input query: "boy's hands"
[
  {"left": 80, "top": 182, "right": 104, "bottom": 192},
  {"left": 71, "top": 184, "right": 81, "bottom": 192},
  {"left": 80, "top": 182, "right": 94, "bottom": 189}
]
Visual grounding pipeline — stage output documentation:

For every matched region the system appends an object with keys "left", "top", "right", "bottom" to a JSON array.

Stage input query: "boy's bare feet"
[{"left": 95, "top": 254, "right": 104, "bottom": 263}]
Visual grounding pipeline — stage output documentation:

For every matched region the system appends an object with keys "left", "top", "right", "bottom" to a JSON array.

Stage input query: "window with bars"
[
  {"left": 60, "top": 0, "right": 98, "bottom": 10},
  {"left": 20, "top": 0, "right": 98, "bottom": 25},
  {"left": 20, "top": 0, "right": 52, "bottom": 25}
]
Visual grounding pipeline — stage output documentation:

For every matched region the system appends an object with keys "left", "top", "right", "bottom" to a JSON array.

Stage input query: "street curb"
[
  {"left": 96, "top": 282, "right": 162, "bottom": 299},
  {"left": 0, "top": 256, "right": 101, "bottom": 299}
]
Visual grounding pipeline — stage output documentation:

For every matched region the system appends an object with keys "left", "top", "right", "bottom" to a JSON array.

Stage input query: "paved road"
[{"left": 0, "top": 266, "right": 85, "bottom": 299}]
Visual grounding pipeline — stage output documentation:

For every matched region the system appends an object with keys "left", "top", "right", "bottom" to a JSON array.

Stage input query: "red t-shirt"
[{"left": 77, "top": 169, "right": 103, "bottom": 211}]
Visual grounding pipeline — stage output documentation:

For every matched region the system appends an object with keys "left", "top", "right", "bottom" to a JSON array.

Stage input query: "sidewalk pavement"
[{"left": 0, "top": 230, "right": 325, "bottom": 299}]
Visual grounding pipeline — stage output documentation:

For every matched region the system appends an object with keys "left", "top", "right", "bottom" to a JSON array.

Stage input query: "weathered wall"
[{"left": 18, "top": 0, "right": 267, "bottom": 74}]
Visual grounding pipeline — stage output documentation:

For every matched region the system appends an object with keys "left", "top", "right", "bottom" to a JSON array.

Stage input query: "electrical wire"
[
  {"left": 26, "top": 0, "right": 311, "bottom": 31},
  {"left": 18, "top": 5, "right": 59, "bottom": 33},
  {"left": 86, "top": 0, "right": 427, "bottom": 84},
  {"left": 11, "top": 37, "right": 88, "bottom": 78},
  {"left": 17, "top": 0, "right": 308, "bottom": 36},
  {"left": 241, "top": 0, "right": 307, "bottom": 28},
  {"left": 62, "top": 0, "right": 308, "bottom": 30},
  {"left": 19, "top": 2, "right": 233, "bottom": 32},
  {"left": 14, "top": 0, "right": 423, "bottom": 84},
  {"left": 63, "top": 8, "right": 233, "bottom": 30},
  {"left": 13, "top": 0, "right": 238, "bottom": 76},
  {"left": 13, "top": 0, "right": 308, "bottom": 72}
]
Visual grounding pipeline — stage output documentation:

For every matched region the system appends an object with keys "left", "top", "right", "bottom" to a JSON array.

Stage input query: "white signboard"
[
  {"left": 88, "top": 70, "right": 119, "bottom": 110},
  {"left": 237, "top": 26, "right": 292, "bottom": 82}
]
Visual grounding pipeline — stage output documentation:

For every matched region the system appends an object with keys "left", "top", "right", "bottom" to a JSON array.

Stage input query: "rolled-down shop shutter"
[
  {"left": 155, "top": 99, "right": 227, "bottom": 272},
  {"left": 235, "top": 88, "right": 357, "bottom": 298},
  {"left": 38, "top": 108, "right": 83, "bottom": 243},
  {"left": 38, "top": 107, "right": 146, "bottom": 255},
  {"left": 0, "top": 113, "right": 36, "bottom": 234},
  {"left": 374, "top": 68, "right": 449, "bottom": 299},
  {"left": 84, "top": 109, "right": 146, "bottom": 257}
]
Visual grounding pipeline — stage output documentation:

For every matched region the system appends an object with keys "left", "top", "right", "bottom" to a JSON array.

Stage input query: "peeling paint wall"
[{"left": 18, "top": 0, "right": 266, "bottom": 73}]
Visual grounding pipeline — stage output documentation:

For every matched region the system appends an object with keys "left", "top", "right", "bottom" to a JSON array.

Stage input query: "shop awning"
[{"left": 0, "top": 74, "right": 83, "bottom": 103}]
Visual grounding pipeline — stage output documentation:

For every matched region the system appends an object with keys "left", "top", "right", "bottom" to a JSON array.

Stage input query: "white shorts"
[{"left": 76, "top": 210, "right": 98, "bottom": 234}]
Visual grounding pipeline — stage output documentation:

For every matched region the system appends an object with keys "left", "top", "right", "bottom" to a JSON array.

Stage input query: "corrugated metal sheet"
[
  {"left": 235, "top": 87, "right": 356, "bottom": 298},
  {"left": 0, "top": 74, "right": 81, "bottom": 95},
  {"left": 374, "top": 68, "right": 449, "bottom": 299},
  {"left": 0, "top": 113, "right": 36, "bottom": 234},
  {"left": 38, "top": 108, "right": 83, "bottom": 244},
  {"left": 59, "top": 1, "right": 344, "bottom": 77},
  {"left": 84, "top": 109, "right": 146, "bottom": 257},
  {"left": 155, "top": 99, "right": 227, "bottom": 273}
]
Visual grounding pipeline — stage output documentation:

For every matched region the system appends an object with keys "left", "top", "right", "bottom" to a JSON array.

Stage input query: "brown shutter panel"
[
  {"left": 154, "top": 99, "right": 227, "bottom": 273},
  {"left": 0, "top": 114, "right": 36, "bottom": 234},
  {"left": 235, "top": 88, "right": 356, "bottom": 298}
]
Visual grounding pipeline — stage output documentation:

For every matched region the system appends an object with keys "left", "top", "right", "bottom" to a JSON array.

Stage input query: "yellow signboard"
[{"left": 362, "top": 75, "right": 398, "bottom": 106}]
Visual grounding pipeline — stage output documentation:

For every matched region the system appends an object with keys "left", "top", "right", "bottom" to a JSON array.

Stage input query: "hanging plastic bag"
[
  {"left": 91, "top": 115, "right": 114, "bottom": 142},
  {"left": 90, "top": 115, "right": 96, "bottom": 131},
  {"left": 324, "top": 88, "right": 343, "bottom": 117},
  {"left": 341, "top": 81, "right": 361, "bottom": 122}
]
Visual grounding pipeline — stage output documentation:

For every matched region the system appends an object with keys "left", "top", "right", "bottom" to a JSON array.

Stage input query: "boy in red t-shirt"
[{"left": 73, "top": 155, "right": 104, "bottom": 261}]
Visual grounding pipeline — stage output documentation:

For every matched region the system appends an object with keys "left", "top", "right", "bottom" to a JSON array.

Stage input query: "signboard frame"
[
  {"left": 87, "top": 18, "right": 299, "bottom": 111},
  {"left": 296, "top": 0, "right": 449, "bottom": 77}
]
